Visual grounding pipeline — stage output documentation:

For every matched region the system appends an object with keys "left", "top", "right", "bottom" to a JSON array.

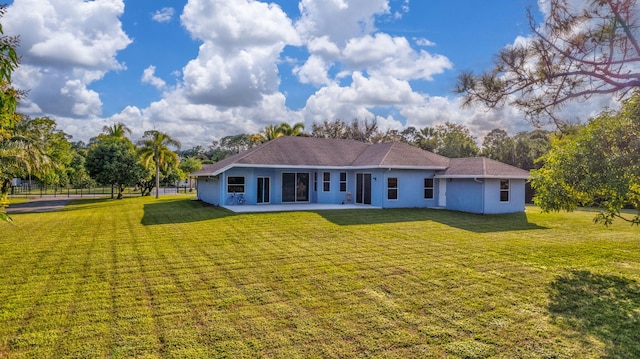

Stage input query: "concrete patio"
[{"left": 223, "top": 203, "right": 381, "bottom": 213}]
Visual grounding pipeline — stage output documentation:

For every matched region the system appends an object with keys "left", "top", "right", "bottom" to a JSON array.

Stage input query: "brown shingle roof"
[
  {"left": 191, "top": 137, "right": 529, "bottom": 178},
  {"left": 438, "top": 157, "right": 530, "bottom": 179}
]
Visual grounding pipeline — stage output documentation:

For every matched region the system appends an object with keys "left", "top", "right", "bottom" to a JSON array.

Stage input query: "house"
[{"left": 192, "top": 136, "right": 530, "bottom": 214}]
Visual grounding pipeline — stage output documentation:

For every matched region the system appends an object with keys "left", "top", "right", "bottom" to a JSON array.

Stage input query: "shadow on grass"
[
  {"left": 141, "top": 199, "right": 234, "bottom": 225},
  {"left": 318, "top": 208, "right": 547, "bottom": 233},
  {"left": 549, "top": 270, "right": 640, "bottom": 358}
]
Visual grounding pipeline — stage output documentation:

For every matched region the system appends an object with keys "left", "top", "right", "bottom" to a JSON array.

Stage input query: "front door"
[
  {"left": 257, "top": 177, "right": 270, "bottom": 204},
  {"left": 282, "top": 172, "right": 310, "bottom": 202},
  {"left": 355, "top": 173, "right": 372, "bottom": 204},
  {"left": 438, "top": 178, "right": 447, "bottom": 207}
]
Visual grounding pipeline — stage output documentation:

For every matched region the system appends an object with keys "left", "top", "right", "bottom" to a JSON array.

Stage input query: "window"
[
  {"left": 227, "top": 176, "right": 245, "bottom": 193},
  {"left": 500, "top": 179, "right": 510, "bottom": 202},
  {"left": 424, "top": 178, "right": 434, "bottom": 199},
  {"left": 323, "top": 172, "right": 331, "bottom": 192},
  {"left": 387, "top": 177, "right": 398, "bottom": 200},
  {"left": 339, "top": 172, "right": 347, "bottom": 192},
  {"left": 313, "top": 172, "right": 317, "bottom": 191}
]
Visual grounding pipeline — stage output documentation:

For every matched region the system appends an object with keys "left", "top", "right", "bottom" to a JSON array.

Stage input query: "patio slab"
[{"left": 223, "top": 203, "right": 380, "bottom": 213}]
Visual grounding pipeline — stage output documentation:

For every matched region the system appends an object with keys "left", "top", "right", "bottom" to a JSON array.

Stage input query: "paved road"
[{"left": 5, "top": 198, "right": 73, "bottom": 213}]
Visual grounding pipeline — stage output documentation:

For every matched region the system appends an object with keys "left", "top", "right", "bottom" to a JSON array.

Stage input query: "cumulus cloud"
[
  {"left": 4, "top": 0, "right": 131, "bottom": 118},
  {"left": 342, "top": 33, "right": 452, "bottom": 80},
  {"left": 178, "top": 0, "right": 300, "bottom": 108},
  {"left": 296, "top": 0, "right": 390, "bottom": 44},
  {"left": 152, "top": 7, "right": 175, "bottom": 23},
  {"left": 141, "top": 66, "right": 167, "bottom": 90},
  {"left": 5, "top": 0, "right": 587, "bottom": 149},
  {"left": 293, "top": 55, "right": 333, "bottom": 86}
]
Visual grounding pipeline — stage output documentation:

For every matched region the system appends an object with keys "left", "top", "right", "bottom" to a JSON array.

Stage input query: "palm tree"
[
  {"left": 277, "top": 122, "right": 305, "bottom": 136},
  {"left": 101, "top": 122, "right": 132, "bottom": 139},
  {"left": 252, "top": 122, "right": 306, "bottom": 144},
  {"left": 137, "top": 130, "right": 181, "bottom": 199},
  {"left": 1, "top": 116, "right": 50, "bottom": 222}
]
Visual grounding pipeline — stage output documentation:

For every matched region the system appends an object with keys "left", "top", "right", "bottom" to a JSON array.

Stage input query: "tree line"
[{"left": 177, "top": 119, "right": 551, "bottom": 172}]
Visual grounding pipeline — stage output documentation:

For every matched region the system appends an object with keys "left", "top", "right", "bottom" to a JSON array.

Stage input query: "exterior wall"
[
  {"left": 380, "top": 170, "right": 438, "bottom": 209},
  {"left": 197, "top": 167, "right": 527, "bottom": 214},
  {"left": 196, "top": 176, "right": 221, "bottom": 205},
  {"left": 444, "top": 179, "right": 484, "bottom": 214},
  {"left": 483, "top": 178, "right": 526, "bottom": 214}
]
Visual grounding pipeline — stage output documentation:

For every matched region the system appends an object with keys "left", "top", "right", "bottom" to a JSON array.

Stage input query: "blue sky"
[{"left": 4, "top": 0, "right": 567, "bottom": 148}]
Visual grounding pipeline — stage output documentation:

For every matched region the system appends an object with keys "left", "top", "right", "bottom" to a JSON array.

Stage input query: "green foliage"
[
  {"left": 432, "top": 122, "right": 479, "bottom": 158},
  {"left": 252, "top": 122, "right": 306, "bottom": 144},
  {"left": 137, "top": 130, "right": 181, "bottom": 199},
  {"left": 85, "top": 137, "right": 140, "bottom": 199},
  {"left": 0, "top": 6, "right": 22, "bottom": 131},
  {"left": 532, "top": 93, "right": 640, "bottom": 225},
  {"left": 482, "top": 128, "right": 551, "bottom": 170}
]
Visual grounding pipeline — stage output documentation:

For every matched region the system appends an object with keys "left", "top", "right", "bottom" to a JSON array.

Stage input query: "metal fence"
[{"left": 9, "top": 183, "right": 195, "bottom": 198}]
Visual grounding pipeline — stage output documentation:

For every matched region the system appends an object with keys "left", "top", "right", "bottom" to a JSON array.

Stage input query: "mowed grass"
[{"left": 0, "top": 197, "right": 639, "bottom": 358}]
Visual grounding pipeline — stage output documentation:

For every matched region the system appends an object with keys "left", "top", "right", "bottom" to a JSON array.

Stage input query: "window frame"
[
  {"left": 499, "top": 179, "right": 510, "bottom": 202},
  {"left": 387, "top": 177, "right": 398, "bottom": 200},
  {"left": 424, "top": 178, "right": 434, "bottom": 199},
  {"left": 339, "top": 172, "right": 347, "bottom": 192},
  {"left": 322, "top": 171, "right": 331, "bottom": 192},
  {"left": 227, "top": 176, "right": 246, "bottom": 193}
]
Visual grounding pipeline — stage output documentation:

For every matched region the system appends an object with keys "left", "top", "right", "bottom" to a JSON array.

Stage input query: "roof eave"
[{"left": 435, "top": 174, "right": 531, "bottom": 180}]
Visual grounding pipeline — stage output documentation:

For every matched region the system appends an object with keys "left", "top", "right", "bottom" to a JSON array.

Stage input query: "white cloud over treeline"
[{"left": 4, "top": 0, "right": 593, "bottom": 148}]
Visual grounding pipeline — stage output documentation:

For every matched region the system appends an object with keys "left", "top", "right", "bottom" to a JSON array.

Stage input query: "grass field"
[{"left": 1, "top": 197, "right": 639, "bottom": 358}]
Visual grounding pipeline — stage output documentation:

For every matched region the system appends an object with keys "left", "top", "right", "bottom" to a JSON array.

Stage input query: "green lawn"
[{"left": 1, "top": 197, "right": 639, "bottom": 358}]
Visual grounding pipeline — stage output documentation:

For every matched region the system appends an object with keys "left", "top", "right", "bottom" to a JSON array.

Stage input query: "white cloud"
[
  {"left": 4, "top": 0, "right": 131, "bottom": 118},
  {"left": 301, "top": 71, "right": 424, "bottom": 123},
  {"left": 181, "top": 0, "right": 300, "bottom": 50},
  {"left": 296, "top": 0, "right": 390, "bottom": 44},
  {"left": 307, "top": 36, "right": 341, "bottom": 59},
  {"left": 293, "top": 55, "right": 333, "bottom": 86},
  {"left": 415, "top": 37, "right": 436, "bottom": 47},
  {"left": 152, "top": 7, "right": 175, "bottom": 23},
  {"left": 141, "top": 65, "right": 167, "bottom": 90},
  {"left": 178, "top": 0, "right": 300, "bottom": 107},
  {"left": 342, "top": 33, "right": 452, "bottom": 80}
]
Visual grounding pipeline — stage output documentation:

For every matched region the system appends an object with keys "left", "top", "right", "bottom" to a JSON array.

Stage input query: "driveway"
[{"left": 5, "top": 198, "right": 73, "bottom": 213}]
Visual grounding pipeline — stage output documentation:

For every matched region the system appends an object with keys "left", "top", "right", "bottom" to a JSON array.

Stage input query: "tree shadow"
[
  {"left": 141, "top": 199, "right": 234, "bottom": 225},
  {"left": 548, "top": 270, "right": 640, "bottom": 358},
  {"left": 318, "top": 208, "right": 547, "bottom": 233}
]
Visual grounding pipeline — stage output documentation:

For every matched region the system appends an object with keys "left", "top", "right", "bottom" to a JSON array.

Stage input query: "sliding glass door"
[{"left": 282, "top": 172, "right": 309, "bottom": 202}]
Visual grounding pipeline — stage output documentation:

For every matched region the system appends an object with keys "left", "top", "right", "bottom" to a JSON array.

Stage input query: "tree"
[
  {"left": 27, "top": 117, "right": 74, "bottom": 189},
  {"left": 85, "top": 136, "right": 140, "bottom": 199},
  {"left": 0, "top": 5, "right": 24, "bottom": 223},
  {"left": 482, "top": 129, "right": 515, "bottom": 165},
  {"left": 531, "top": 92, "right": 640, "bottom": 226},
  {"left": 433, "top": 122, "right": 479, "bottom": 158},
  {"left": 137, "top": 130, "right": 181, "bottom": 199},
  {"left": 102, "top": 122, "right": 131, "bottom": 139},
  {"left": 311, "top": 119, "right": 350, "bottom": 140},
  {"left": 512, "top": 130, "right": 551, "bottom": 170},
  {"left": 252, "top": 122, "right": 306, "bottom": 144},
  {"left": 1, "top": 115, "right": 52, "bottom": 221},
  {"left": 456, "top": 0, "right": 640, "bottom": 126},
  {"left": 277, "top": 122, "right": 306, "bottom": 137},
  {"left": 179, "top": 157, "right": 202, "bottom": 191},
  {"left": 412, "top": 127, "right": 439, "bottom": 152},
  {"left": 311, "top": 119, "right": 382, "bottom": 143}
]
